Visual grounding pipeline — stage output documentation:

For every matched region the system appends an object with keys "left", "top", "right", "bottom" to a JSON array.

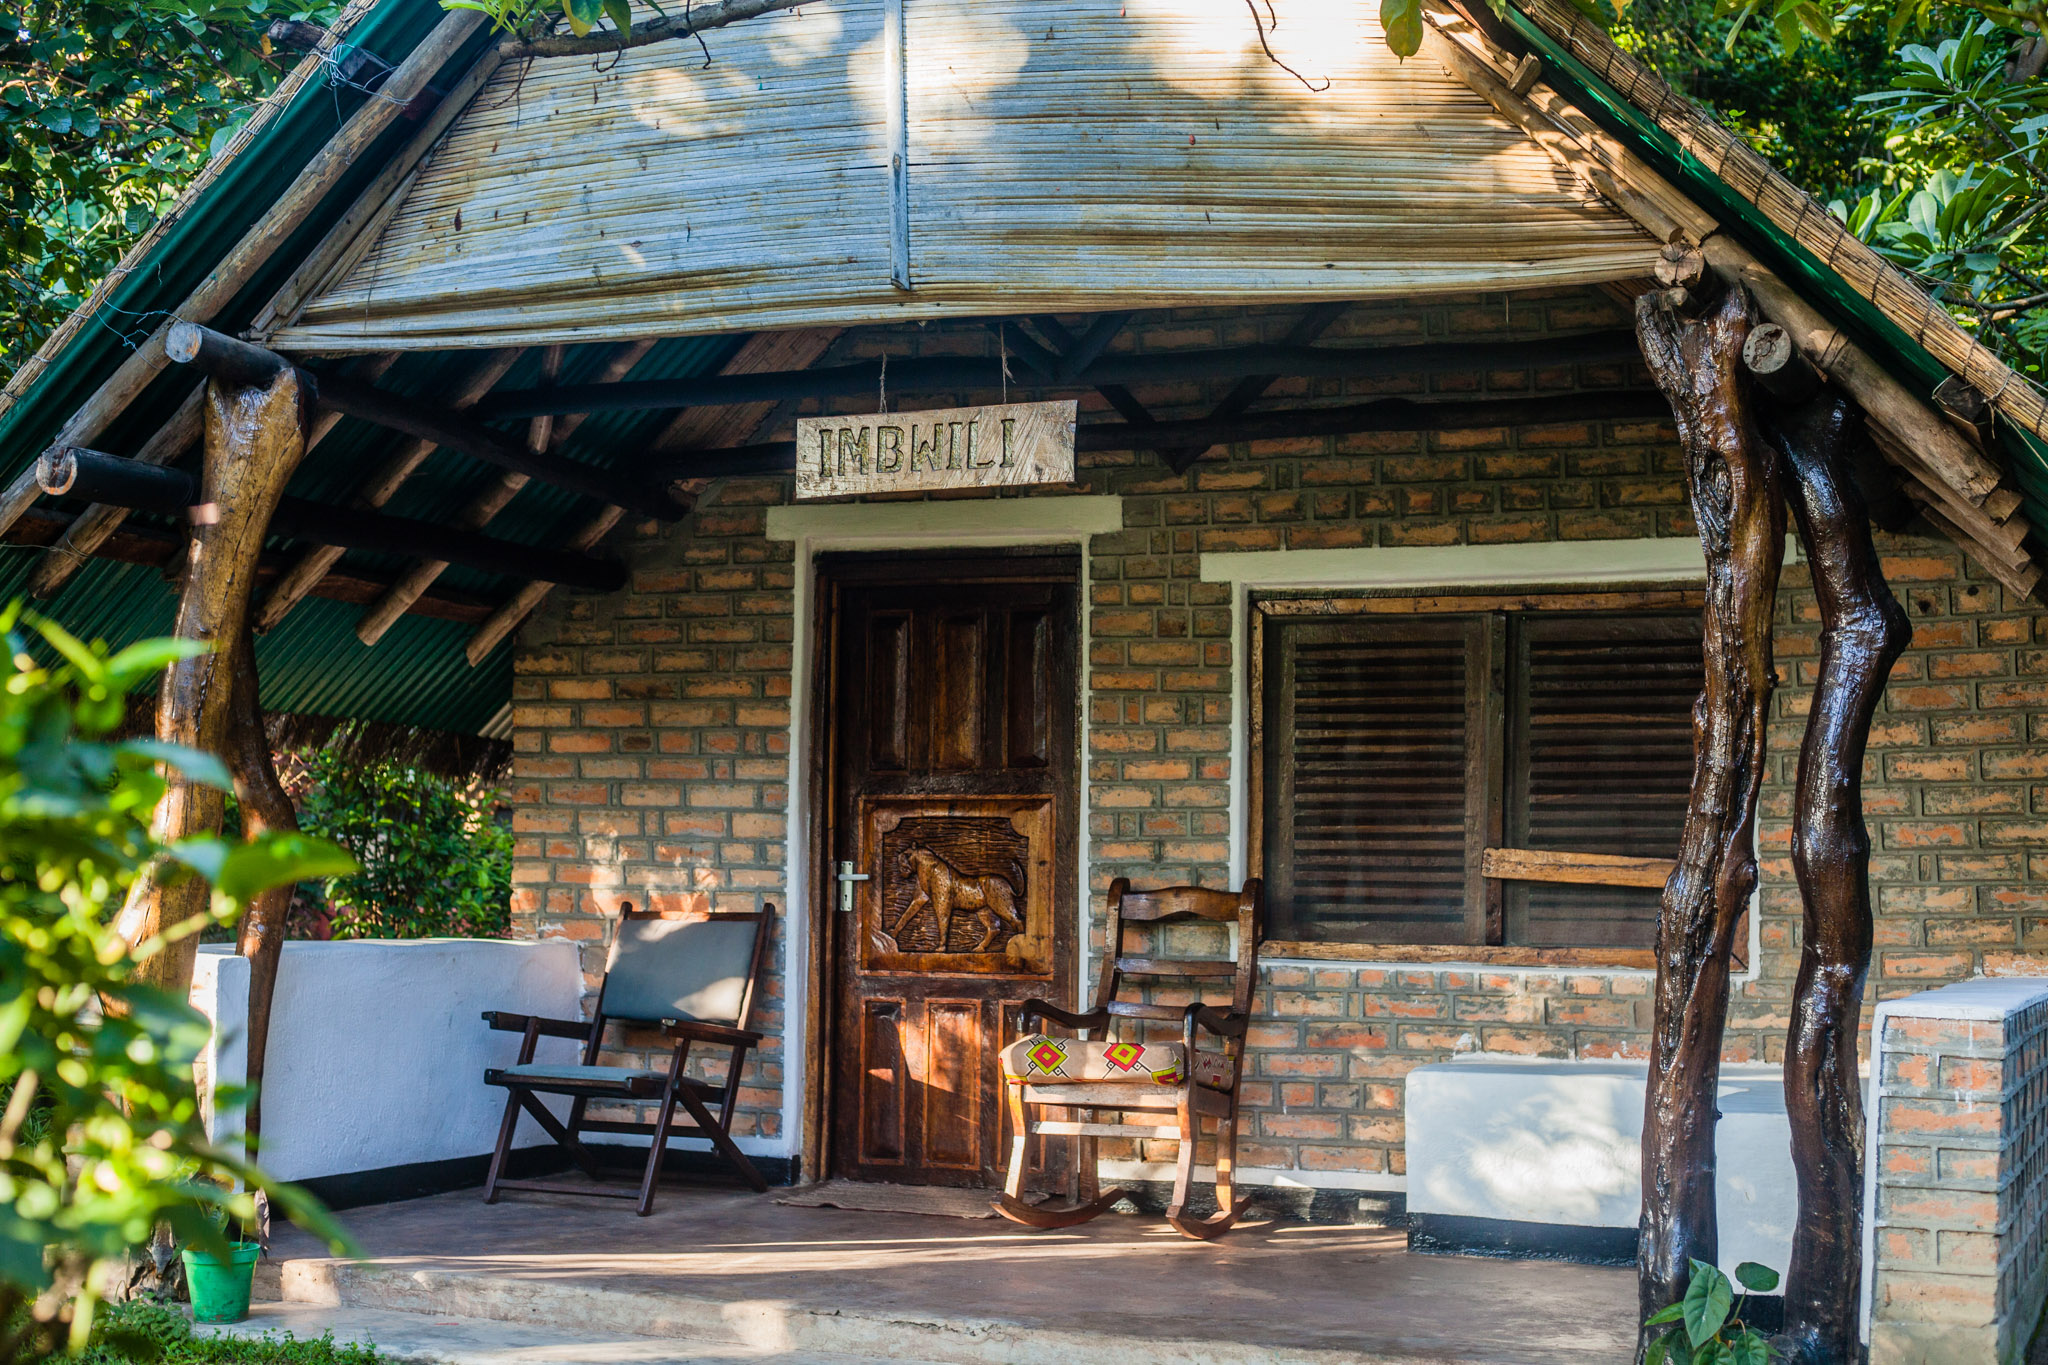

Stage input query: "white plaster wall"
[
  {"left": 1405, "top": 1058, "right": 1797, "bottom": 1276},
  {"left": 189, "top": 951, "right": 249, "bottom": 1149},
  {"left": 192, "top": 940, "right": 582, "bottom": 1182}
]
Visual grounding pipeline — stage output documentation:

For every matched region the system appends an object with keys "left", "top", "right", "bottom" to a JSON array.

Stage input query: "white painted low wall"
[
  {"left": 191, "top": 939, "right": 582, "bottom": 1183},
  {"left": 1405, "top": 1057, "right": 1797, "bottom": 1275}
]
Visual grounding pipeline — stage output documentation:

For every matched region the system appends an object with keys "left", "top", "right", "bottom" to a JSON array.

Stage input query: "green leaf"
[
  {"left": 561, "top": 0, "right": 601, "bottom": 36},
  {"left": 36, "top": 105, "right": 72, "bottom": 133},
  {"left": 120, "top": 739, "right": 233, "bottom": 793},
  {"left": 1646, "top": 1303, "right": 1686, "bottom": 1325},
  {"left": 1682, "top": 1260, "right": 1734, "bottom": 1347},
  {"left": 1380, "top": 0, "right": 1423, "bottom": 56},
  {"left": 1733, "top": 1261, "right": 1779, "bottom": 1294},
  {"left": 602, "top": 0, "right": 632, "bottom": 34},
  {"left": 1729, "top": 1329, "right": 1770, "bottom": 1365},
  {"left": 1645, "top": 1327, "right": 1691, "bottom": 1365},
  {"left": 214, "top": 833, "right": 359, "bottom": 903}
]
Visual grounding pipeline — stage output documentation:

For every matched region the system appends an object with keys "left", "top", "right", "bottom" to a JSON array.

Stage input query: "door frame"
[
  {"left": 768, "top": 496, "right": 1122, "bottom": 1186},
  {"left": 813, "top": 548, "right": 1081, "bottom": 1187}
]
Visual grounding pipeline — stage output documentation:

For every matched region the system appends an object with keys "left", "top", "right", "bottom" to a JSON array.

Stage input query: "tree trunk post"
[
  {"left": 223, "top": 624, "right": 300, "bottom": 1155},
  {"left": 1764, "top": 390, "right": 1911, "bottom": 1363},
  {"left": 115, "top": 367, "right": 307, "bottom": 996},
  {"left": 1633, "top": 282, "right": 1786, "bottom": 1358}
]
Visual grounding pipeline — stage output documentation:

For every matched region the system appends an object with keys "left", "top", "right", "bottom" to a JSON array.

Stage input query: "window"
[{"left": 1252, "top": 591, "right": 1706, "bottom": 966}]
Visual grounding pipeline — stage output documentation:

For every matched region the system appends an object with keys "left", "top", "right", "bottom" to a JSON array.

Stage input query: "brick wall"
[
  {"left": 1866, "top": 979, "right": 2048, "bottom": 1364},
  {"left": 509, "top": 289, "right": 2048, "bottom": 1178}
]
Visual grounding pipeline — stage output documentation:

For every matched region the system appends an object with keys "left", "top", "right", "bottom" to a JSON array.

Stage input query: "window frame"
[{"left": 1247, "top": 586, "right": 1712, "bottom": 970}]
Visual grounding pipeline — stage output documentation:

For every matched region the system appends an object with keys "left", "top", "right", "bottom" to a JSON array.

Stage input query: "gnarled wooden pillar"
[
  {"left": 1633, "top": 281, "right": 1785, "bottom": 1357},
  {"left": 1763, "top": 388, "right": 1911, "bottom": 1364},
  {"left": 223, "top": 625, "right": 299, "bottom": 1154},
  {"left": 115, "top": 364, "right": 306, "bottom": 996}
]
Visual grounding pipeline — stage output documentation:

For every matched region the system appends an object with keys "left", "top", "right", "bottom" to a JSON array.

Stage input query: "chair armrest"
[
  {"left": 481, "top": 1011, "right": 589, "bottom": 1039},
  {"left": 1019, "top": 999, "right": 1109, "bottom": 1034},
  {"left": 662, "top": 1020, "right": 763, "bottom": 1047},
  {"left": 1182, "top": 1002, "right": 1248, "bottom": 1046}
]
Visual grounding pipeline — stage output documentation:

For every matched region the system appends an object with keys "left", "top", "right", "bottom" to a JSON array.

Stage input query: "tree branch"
[{"left": 498, "top": 0, "right": 810, "bottom": 59}]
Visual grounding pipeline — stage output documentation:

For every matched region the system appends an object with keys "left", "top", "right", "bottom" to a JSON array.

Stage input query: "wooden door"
[{"left": 824, "top": 555, "right": 1077, "bottom": 1188}]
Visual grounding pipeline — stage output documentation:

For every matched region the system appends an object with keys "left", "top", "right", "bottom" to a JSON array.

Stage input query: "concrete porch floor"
[{"left": 259, "top": 1178, "right": 1637, "bottom": 1364}]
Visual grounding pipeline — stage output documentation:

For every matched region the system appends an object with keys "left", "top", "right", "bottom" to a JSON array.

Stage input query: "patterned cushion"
[{"left": 999, "top": 1035, "right": 1235, "bottom": 1090}]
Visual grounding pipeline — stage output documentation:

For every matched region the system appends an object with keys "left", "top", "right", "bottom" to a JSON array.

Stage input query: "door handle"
[{"left": 836, "top": 860, "right": 870, "bottom": 914}]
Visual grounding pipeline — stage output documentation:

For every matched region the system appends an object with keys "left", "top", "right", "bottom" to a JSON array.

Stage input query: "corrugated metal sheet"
[
  {"left": 277, "top": 0, "right": 1661, "bottom": 352},
  {"left": 0, "top": 549, "right": 511, "bottom": 732}
]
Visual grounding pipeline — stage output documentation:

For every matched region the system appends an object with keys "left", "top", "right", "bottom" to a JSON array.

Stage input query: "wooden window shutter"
[
  {"left": 1504, "top": 612, "right": 1701, "bottom": 949},
  {"left": 1264, "top": 617, "right": 1492, "bottom": 945}
]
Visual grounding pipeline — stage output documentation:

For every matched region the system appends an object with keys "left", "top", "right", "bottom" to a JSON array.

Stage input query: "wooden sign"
[{"left": 794, "top": 400, "right": 1076, "bottom": 500}]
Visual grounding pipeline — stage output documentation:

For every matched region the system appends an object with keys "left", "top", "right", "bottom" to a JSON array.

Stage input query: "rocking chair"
[
  {"left": 479, "top": 904, "right": 773, "bottom": 1216},
  {"left": 993, "top": 878, "right": 1261, "bottom": 1240}
]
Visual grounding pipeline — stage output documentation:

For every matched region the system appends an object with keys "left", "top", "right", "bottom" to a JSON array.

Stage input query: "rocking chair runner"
[
  {"left": 479, "top": 904, "right": 774, "bottom": 1216},
  {"left": 993, "top": 878, "right": 1262, "bottom": 1240}
]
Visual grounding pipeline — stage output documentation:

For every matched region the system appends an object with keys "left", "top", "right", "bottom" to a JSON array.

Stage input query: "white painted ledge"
[
  {"left": 1405, "top": 1057, "right": 1794, "bottom": 1276},
  {"left": 1200, "top": 537, "right": 1709, "bottom": 589},
  {"left": 766, "top": 494, "right": 1123, "bottom": 546}
]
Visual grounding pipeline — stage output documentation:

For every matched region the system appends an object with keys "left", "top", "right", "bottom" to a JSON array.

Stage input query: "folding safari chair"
[
  {"left": 994, "top": 878, "right": 1262, "bottom": 1240},
  {"left": 480, "top": 904, "right": 773, "bottom": 1215}
]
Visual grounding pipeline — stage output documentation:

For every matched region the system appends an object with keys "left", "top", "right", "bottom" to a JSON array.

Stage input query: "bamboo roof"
[
  {"left": 273, "top": 0, "right": 1663, "bottom": 352},
  {"left": 0, "top": 0, "right": 2040, "bottom": 737}
]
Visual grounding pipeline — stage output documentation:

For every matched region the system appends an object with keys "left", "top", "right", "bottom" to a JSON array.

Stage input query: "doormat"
[{"left": 775, "top": 1180, "right": 1043, "bottom": 1220}]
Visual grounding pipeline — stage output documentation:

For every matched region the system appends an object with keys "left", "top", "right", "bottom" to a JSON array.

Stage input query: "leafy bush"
[
  {"left": 0, "top": 605, "right": 356, "bottom": 1360},
  {"left": 294, "top": 749, "right": 511, "bottom": 941},
  {"left": 61, "top": 1300, "right": 388, "bottom": 1363},
  {"left": 1, "top": 1, "right": 341, "bottom": 369},
  {"left": 1643, "top": 1259, "right": 1781, "bottom": 1364}
]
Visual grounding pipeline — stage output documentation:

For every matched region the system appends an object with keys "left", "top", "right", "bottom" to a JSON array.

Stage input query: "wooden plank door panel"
[{"left": 826, "top": 558, "right": 1077, "bottom": 1188}]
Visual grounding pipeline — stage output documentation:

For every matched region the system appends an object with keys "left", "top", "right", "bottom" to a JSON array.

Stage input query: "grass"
[{"left": 74, "top": 1300, "right": 392, "bottom": 1364}]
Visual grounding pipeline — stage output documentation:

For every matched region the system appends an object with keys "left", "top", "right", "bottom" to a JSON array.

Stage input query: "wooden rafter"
[
  {"left": 38, "top": 448, "right": 625, "bottom": 592},
  {"left": 2, "top": 505, "right": 494, "bottom": 623},
  {"left": 255, "top": 349, "right": 521, "bottom": 631},
  {"left": 356, "top": 340, "right": 652, "bottom": 646},
  {"left": 473, "top": 330, "right": 1644, "bottom": 420},
  {"left": 459, "top": 327, "right": 842, "bottom": 667},
  {"left": 651, "top": 388, "right": 1670, "bottom": 482}
]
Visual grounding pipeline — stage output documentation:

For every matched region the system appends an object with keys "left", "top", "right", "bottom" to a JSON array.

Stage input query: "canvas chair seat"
[
  {"left": 488, "top": 1063, "right": 668, "bottom": 1093},
  {"left": 999, "top": 1035, "right": 1234, "bottom": 1091}
]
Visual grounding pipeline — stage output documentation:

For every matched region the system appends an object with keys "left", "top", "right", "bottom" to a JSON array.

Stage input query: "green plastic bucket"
[{"left": 181, "top": 1241, "right": 261, "bottom": 1324}]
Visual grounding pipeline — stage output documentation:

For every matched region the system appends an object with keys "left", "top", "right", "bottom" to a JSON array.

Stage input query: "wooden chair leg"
[
  {"left": 1166, "top": 1100, "right": 1244, "bottom": 1241},
  {"left": 674, "top": 1085, "right": 767, "bottom": 1193},
  {"left": 636, "top": 1091, "right": 680, "bottom": 1216},
  {"left": 482, "top": 1089, "right": 523, "bottom": 1204},
  {"left": 993, "top": 1085, "right": 1125, "bottom": 1230}
]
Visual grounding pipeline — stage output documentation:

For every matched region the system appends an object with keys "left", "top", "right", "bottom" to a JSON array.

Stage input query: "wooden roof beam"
[
  {"left": 354, "top": 340, "right": 660, "bottom": 647},
  {"left": 1161, "top": 300, "right": 1352, "bottom": 472},
  {"left": 5, "top": 505, "right": 493, "bottom": 623},
  {"left": 256, "top": 349, "right": 518, "bottom": 632},
  {"left": 39, "top": 447, "right": 626, "bottom": 593},
  {"left": 457, "top": 327, "right": 844, "bottom": 667},
  {"left": 164, "top": 323, "right": 686, "bottom": 522},
  {"left": 650, "top": 388, "right": 1671, "bottom": 481},
  {"left": 476, "top": 330, "right": 1646, "bottom": 421}
]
